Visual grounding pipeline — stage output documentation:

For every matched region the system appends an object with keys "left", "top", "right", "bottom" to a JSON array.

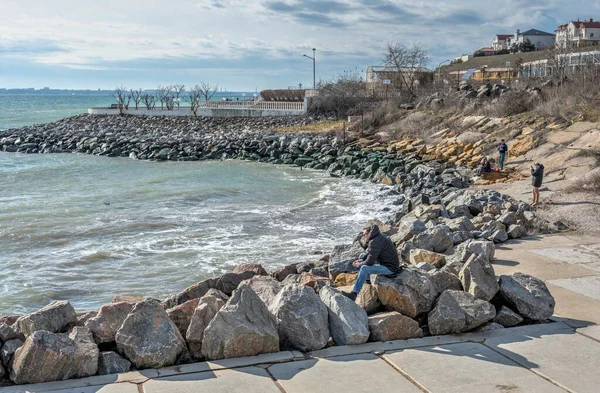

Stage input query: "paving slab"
[
  {"left": 546, "top": 283, "right": 600, "bottom": 325},
  {"left": 384, "top": 342, "right": 564, "bottom": 393},
  {"left": 143, "top": 366, "right": 281, "bottom": 393},
  {"left": 485, "top": 322, "right": 600, "bottom": 393},
  {"left": 492, "top": 249, "right": 598, "bottom": 280},
  {"left": 268, "top": 353, "right": 422, "bottom": 393},
  {"left": 529, "top": 246, "right": 600, "bottom": 273},
  {"left": 36, "top": 383, "right": 139, "bottom": 393},
  {"left": 577, "top": 325, "right": 600, "bottom": 342},
  {"left": 548, "top": 275, "right": 600, "bottom": 301}
]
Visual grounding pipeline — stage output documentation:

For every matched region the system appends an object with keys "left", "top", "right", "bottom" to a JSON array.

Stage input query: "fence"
[{"left": 198, "top": 101, "right": 304, "bottom": 111}]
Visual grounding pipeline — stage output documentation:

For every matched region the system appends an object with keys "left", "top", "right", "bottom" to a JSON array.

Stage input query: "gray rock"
[
  {"left": 453, "top": 239, "right": 495, "bottom": 264},
  {"left": 186, "top": 295, "right": 225, "bottom": 359},
  {"left": 493, "top": 306, "right": 524, "bottom": 327},
  {"left": 390, "top": 217, "right": 427, "bottom": 245},
  {"left": 202, "top": 285, "right": 279, "bottom": 360},
  {"left": 75, "top": 311, "right": 97, "bottom": 327},
  {"left": 271, "top": 263, "right": 299, "bottom": 281},
  {"left": 85, "top": 302, "right": 134, "bottom": 344},
  {"left": 356, "top": 284, "right": 382, "bottom": 315},
  {"left": 507, "top": 224, "right": 527, "bottom": 239},
  {"left": 488, "top": 228, "right": 509, "bottom": 243},
  {"left": 1, "top": 338, "right": 23, "bottom": 367},
  {"left": 328, "top": 243, "right": 363, "bottom": 280},
  {"left": 373, "top": 268, "right": 438, "bottom": 318},
  {"left": 204, "top": 288, "right": 229, "bottom": 302},
  {"left": 459, "top": 254, "right": 499, "bottom": 301},
  {"left": 319, "top": 287, "right": 369, "bottom": 345},
  {"left": 97, "top": 351, "right": 131, "bottom": 375},
  {"left": 10, "top": 327, "right": 99, "bottom": 384},
  {"left": 15, "top": 301, "right": 77, "bottom": 337},
  {"left": 166, "top": 272, "right": 256, "bottom": 307},
  {"left": 498, "top": 212, "right": 518, "bottom": 227},
  {"left": 411, "top": 226, "right": 454, "bottom": 254},
  {"left": 427, "top": 269, "right": 463, "bottom": 293},
  {"left": 499, "top": 273, "right": 555, "bottom": 320},
  {"left": 368, "top": 312, "right": 422, "bottom": 342},
  {"left": 167, "top": 298, "right": 201, "bottom": 337},
  {"left": 428, "top": 290, "right": 496, "bottom": 335},
  {"left": 239, "top": 275, "right": 283, "bottom": 307},
  {"left": 268, "top": 284, "right": 329, "bottom": 352},
  {"left": 0, "top": 323, "right": 24, "bottom": 342},
  {"left": 416, "top": 262, "right": 436, "bottom": 272},
  {"left": 233, "top": 263, "right": 268, "bottom": 276},
  {"left": 472, "top": 322, "right": 505, "bottom": 332},
  {"left": 446, "top": 216, "right": 476, "bottom": 232},
  {"left": 116, "top": 299, "right": 185, "bottom": 369}
]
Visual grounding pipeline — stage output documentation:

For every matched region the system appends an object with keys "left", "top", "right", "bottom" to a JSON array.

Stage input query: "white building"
[
  {"left": 509, "top": 29, "right": 555, "bottom": 49},
  {"left": 556, "top": 19, "right": 600, "bottom": 48},
  {"left": 492, "top": 34, "right": 513, "bottom": 51}
]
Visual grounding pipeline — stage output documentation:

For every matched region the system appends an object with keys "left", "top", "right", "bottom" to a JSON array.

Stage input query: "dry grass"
[
  {"left": 272, "top": 120, "right": 345, "bottom": 134},
  {"left": 565, "top": 170, "right": 600, "bottom": 195}
]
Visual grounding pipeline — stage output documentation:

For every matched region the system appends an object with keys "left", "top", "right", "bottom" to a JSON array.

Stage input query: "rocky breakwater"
[{"left": 0, "top": 135, "right": 557, "bottom": 386}]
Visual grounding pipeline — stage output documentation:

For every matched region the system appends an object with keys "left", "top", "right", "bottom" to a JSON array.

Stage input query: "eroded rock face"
[
  {"left": 201, "top": 286, "right": 279, "bottom": 360},
  {"left": 319, "top": 287, "right": 369, "bottom": 345},
  {"left": 427, "top": 290, "right": 496, "bottom": 335},
  {"left": 97, "top": 351, "right": 131, "bottom": 375},
  {"left": 368, "top": 312, "right": 422, "bottom": 341},
  {"left": 186, "top": 295, "right": 226, "bottom": 359},
  {"left": 459, "top": 254, "right": 499, "bottom": 301},
  {"left": 239, "top": 275, "right": 283, "bottom": 307},
  {"left": 268, "top": 284, "right": 329, "bottom": 352},
  {"left": 233, "top": 263, "right": 268, "bottom": 276},
  {"left": 373, "top": 269, "right": 437, "bottom": 318},
  {"left": 85, "top": 302, "right": 134, "bottom": 344},
  {"left": 167, "top": 298, "right": 201, "bottom": 337},
  {"left": 499, "top": 273, "right": 555, "bottom": 320},
  {"left": 493, "top": 306, "right": 524, "bottom": 327},
  {"left": 15, "top": 301, "right": 77, "bottom": 337},
  {"left": 10, "top": 327, "right": 99, "bottom": 384},
  {"left": 115, "top": 299, "right": 185, "bottom": 369}
]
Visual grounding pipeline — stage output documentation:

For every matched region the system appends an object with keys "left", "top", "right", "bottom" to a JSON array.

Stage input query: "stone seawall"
[{"left": 0, "top": 114, "right": 557, "bottom": 386}]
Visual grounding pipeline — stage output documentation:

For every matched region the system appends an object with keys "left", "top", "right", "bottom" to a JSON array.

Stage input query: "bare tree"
[
  {"left": 185, "top": 85, "right": 203, "bottom": 118},
  {"left": 382, "top": 42, "right": 431, "bottom": 102},
  {"left": 173, "top": 84, "right": 185, "bottom": 109},
  {"left": 130, "top": 88, "right": 143, "bottom": 110},
  {"left": 112, "top": 85, "right": 130, "bottom": 115},
  {"left": 142, "top": 93, "right": 156, "bottom": 110},
  {"left": 310, "top": 69, "right": 374, "bottom": 118},
  {"left": 198, "top": 82, "right": 218, "bottom": 102}
]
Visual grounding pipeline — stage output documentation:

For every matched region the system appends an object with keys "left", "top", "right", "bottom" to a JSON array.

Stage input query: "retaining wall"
[{"left": 88, "top": 107, "right": 305, "bottom": 118}]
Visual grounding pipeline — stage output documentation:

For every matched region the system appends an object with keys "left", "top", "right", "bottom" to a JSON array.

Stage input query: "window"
[{"left": 591, "top": 33, "right": 595, "bottom": 38}]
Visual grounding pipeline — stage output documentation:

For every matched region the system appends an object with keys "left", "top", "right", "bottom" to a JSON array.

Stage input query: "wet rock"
[
  {"left": 499, "top": 273, "right": 555, "bottom": 320},
  {"left": 115, "top": 299, "right": 185, "bottom": 369},
  {"left": 202, "top": 285, "right": 279, "bottom": 360},
  {"left": 368, "top": 312, "right": 422, "bottom": 341},
  {"left": 1, "top": 339, "right": 23, "bottom": 367},
  {"left": 268, "top": 284, "right": 329, "bottom": 352},
  {"left": 10, "top": 327, "right": 99, "bottom": 384},
  {"left": 97, "top": 351, "right": 131, "bottom": 375},
  {"left": 319, "top": 287, "right": 369, "bottom": 345},
  {"left": 167, "top": 298, "right": 201, "bottom": 336},
  {"left": 15, "top": 301, "right": 77, "bottom": 337},
  {"left": 233, "top": 263, "right": 268, "bottom": 276},
  {"left": 186, "top": 295, "right": 225, "bottom": 359},
  {"left": 428, "top": 290, "right": 496, "bottom": 335},
  {"left": 459, "top": 254, "right": 499, "bottom": 301},
  {"left": 409, "top": 249, "right": 446, "bottom": 268},
  {"left": 373, "top": 268, "right": 438, "bottom": 318},
  {"left": 85, "top": 302, "right": 134, "bottom": 344},
  {"left": 239, "top": 275, "right": 283, "bottom": 307},
  {"left": 493, "top": 306, "right": 524, "bottom": 327}
]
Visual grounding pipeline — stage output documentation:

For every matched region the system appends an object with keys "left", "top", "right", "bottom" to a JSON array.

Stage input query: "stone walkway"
[{"left": 3, "top": 233, "right": 600, "bottom": 393}]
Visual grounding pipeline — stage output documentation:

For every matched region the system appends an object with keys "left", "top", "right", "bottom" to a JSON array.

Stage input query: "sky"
[{"left": 1, "top": 0, "right": 599, "bottom": 91}]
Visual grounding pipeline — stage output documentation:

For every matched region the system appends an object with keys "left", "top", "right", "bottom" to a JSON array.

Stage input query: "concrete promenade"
[{"left": 3, "top": 233, "right": 600, "bottom": 393}]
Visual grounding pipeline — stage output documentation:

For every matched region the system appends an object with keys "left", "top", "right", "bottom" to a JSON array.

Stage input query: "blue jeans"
[
  {"left": 498, "top": 153, "right": 506, "bottom": 170},
  {"left": 353, "top": 264, "right": 392, "bottom": 294}
]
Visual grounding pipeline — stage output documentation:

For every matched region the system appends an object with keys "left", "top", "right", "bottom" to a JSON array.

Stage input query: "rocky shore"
[{"left": 0, "top": 114, "right": 557, "bottom": 386}]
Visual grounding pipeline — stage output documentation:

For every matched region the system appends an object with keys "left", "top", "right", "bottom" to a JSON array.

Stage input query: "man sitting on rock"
[{"left": 344, "top": 225, "right": 401, "bottom": 301}]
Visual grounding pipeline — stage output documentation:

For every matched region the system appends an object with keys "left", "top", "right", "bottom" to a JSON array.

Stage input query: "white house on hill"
[
  {"left": 556, "top": 19, "right": 600, "bottom": 47},
  {"left": 492, "top": 34, "right": 513, "bottom": 51},
  {"left": 508, "top": 29, "right": 555, "bottom": 49}
]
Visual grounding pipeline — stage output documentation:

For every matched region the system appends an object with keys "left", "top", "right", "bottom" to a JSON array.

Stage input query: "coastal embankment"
[{"left": 0, "top": 114, "right": 557, "bottom": 386}]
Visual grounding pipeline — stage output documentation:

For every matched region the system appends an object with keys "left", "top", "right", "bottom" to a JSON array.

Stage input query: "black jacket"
[
  {"left": 531, "top": 164, "right": 544, "bottom": 187},
  {"left": 360, "top": 225, "right": 400, "bottom": 273},
  {"left": 498, "top": 143, "right": 508, "bottom": 154}
]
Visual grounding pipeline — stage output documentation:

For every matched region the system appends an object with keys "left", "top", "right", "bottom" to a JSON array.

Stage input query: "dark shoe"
[{"left": 342, "top": 291, "right": 357, "bottom": 301}]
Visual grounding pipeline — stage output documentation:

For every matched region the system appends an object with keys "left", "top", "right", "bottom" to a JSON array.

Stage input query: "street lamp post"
[
  {"left": 437, "top": 59, "right": 450, "bottom": 85},
  {"left": 303, "top": 48, "right": 316, "bottom": 89}
]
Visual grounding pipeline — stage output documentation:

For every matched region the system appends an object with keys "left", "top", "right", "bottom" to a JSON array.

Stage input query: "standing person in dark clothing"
[
  {"left": 343, "top": 225, "right": 400, "bottom": 301},
  {"left": 497, "top": 139, "right": 509, "bottom": 170},
  {"left": 531, "top": 162, "right": 544, "bottom": 206}
]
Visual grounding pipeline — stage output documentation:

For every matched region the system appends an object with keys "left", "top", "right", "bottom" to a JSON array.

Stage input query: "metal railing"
[{"left": 198, "top": 101, "right": 304, "bottom": 111}]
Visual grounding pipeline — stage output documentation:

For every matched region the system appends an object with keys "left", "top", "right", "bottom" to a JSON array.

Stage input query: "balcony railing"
[{"left": 199, "top": 101, "right": 304, "bottom": 111}]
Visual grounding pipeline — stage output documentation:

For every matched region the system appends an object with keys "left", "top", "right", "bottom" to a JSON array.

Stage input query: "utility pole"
[{"left": 303, "top": 48, "right": 316, "bottom": 89}]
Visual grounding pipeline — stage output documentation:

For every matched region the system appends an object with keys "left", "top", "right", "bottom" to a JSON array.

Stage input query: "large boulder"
[
  {"left": 268, "top": 284, "right": 329, "bottom": 352},
  {"left": 185, "top": 295, "right": 226, "bottom": 359},
  {"left": 334, "top": 272, "right": 359, "bottom": 287},
  {"left": 239, "top": 275, "right": 283, "bottom": 307},
  {"left": 10, "top": 327, "right": 99, "bottom": 384},
  {"left": 328, "top": 243, "right": 363, "bottom": 280},
  {"left": 459, "top": 254, "right": 499, "bottom": 301},
  {"left": 410, "top": 226, "right": 454, "bottom": 254},
  {"left": 165, "top": 272, "right": 256, "bottom": 307},
  {"left": 427, "top": 269, "right": 463, "bottom": 293},
  {"left": 453, "top": 239, "right": 495, "bottom": 264},
  {"left": 368, "top": 312, "right": 422, "bottom": 341},
  {"left": 319, "top": 287, "right": 369, "bottom": 345},
  {"left": 0, "top": 323, "right": 23, "bottom": 342},
  {"left": 391, "top": 217, "right": 427, "bottom": 245},
  {"left": 1, "top": 339, "right": 23, "bottom": 368},
  {"left": 202, "top": 285, "right": 279, "bottom": 360},
  {"left": 115, "top": 299, "right": 185, "bottom": 369},
  {"left": 357, "top": 284, "right": 382, "bottom": 315},
  {"left": 373, "top": 269, "right": 438, "bottom": 318},
  {"left": 507, "top": 224, "right": 527, "bottom": 239},
  {"left": 493, "top": 306, "right": 524, "bottom": 327},
  {"left": 233, "top": 263, "right": 268, "bottom": 276},
  {"left": 97, "top": 351, "right": 131, "bottom": 375},
  {"left": 15, "top": 301, "right": 77, "bottom": 337},
  {"left": 428, "top": 290, "right": 496, "bottom": 335},
  {"left": 271, "top": 263, "right": 299, "bottom": 282},
  {"left": 498, "top": 273, "right": 555, "bottom": 320},
  {"left": 409, "top": 249, "right": 446, "bottom": 268},
  {"left": 85, "top": 302, "right": 134, "bottom": 344},
  {"left": 167, "top": 298, "right": 201, "bottom": 336}
]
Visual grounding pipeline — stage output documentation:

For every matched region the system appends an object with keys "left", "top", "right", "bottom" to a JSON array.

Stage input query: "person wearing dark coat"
[
  {"left": 497, "top": 139, "right": 509, "bottom": 170},
  {"left": 344, "top": 225, "right": 400, "bottom": 301},
  {"left": 531, "top": 162, "right": 544, "bottom": 206},
  {"left": 477, "top": 157, "right": 492, "bottom": 176}
]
